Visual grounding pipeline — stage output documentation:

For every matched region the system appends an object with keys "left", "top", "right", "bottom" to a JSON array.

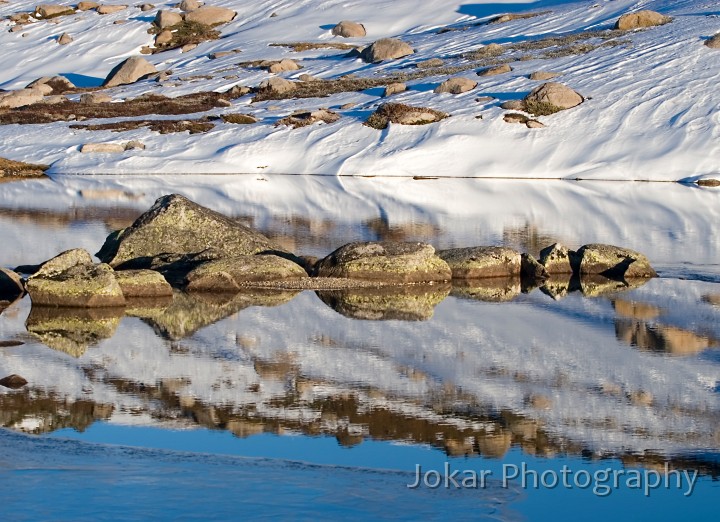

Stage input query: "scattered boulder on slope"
[
  {"left": 575, "top": 244, "right": 657, "bottom": 278},
  {"left": 314, "top": 242, "right": 451, "bottom": 283},
  {"left": 615, "top": 10, "right": 670, "bottom": 30},
  {"left": 155, "top": 10, "right": 183, "bottom": 29},
  {"left": 476, "top": 64, "right": 512, "bottom": 77},
  {"left": 529, "top": 71, "right": 560, "bottom": 81},
  {"left": 77, "top": 2, "right": 100, "bottom": 10},
  {"left": 81, "top": 143, "right": 126, "bottom": 153},
  {"left": 434, "top": 77, "right": 477, "bottom": 94},
  {"left": 185, "top": 255, "right": 308, "bottom": 292},
  {"left": 383, "top": 82, "right": 406, "bottom": 97},
  {"left": 360, "top": 38, "right": 414, "bottom": 62},
  {"left": 57, "top": 32, "right": 73, "bottom": 45},
  {"left": 268, "top": 58, "right": 300, "bottom": 73},
  {"left": 523, "top": 82, "right": 583, "bottom": 115},
  {"left": 705, "top": 34, "right": 720, "bottom": 49},
  {"left": 34, "top": 5, "right": 75, "bottom": 18},
  {"left": 80, "top": 92, "right": 112, "bottom": 104},
  {"left": 257, "top": 76, "right": 296, "bottom": 95},
  {"left": 332, "top": 21, "right": 366, "bottom": 38},
  {"left": 0, "top": 89, "right": 43, "bottom": 109},
  {"left": 437, "top": 247, "right": 521, "bottom": 279},
  {"left": 102, "top": 56, "right": 157, "bottom": 87},
  {"left": 178, "top": 0, "right": 201, "bottom": 12},
  {"left": 97, "top": 5, "right": 127, "bottom": 15},
  {"left": 26, "top": 75, "right": 75, "bottom": 94},
  {"left": 184, "top": 6, "right": 236, "bottom": 25},
  {"left": 96, "top": 194, "right": 280, "bottom": 268}
]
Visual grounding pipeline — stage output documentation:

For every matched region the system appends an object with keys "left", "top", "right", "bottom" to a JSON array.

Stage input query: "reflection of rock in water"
[
  {"left": 540, "top": 275, "right": 572, "bottom": 300},
  {"left": 128, "top": 289, "right": 299, "bottom": 340},
  {"left": 615, "top": 319, "right": 716, "bottom": 355},
  {"left": 316, "top": 283, "right": 450, "bottom": 321},
  {"left": 612, "top": 299, "right": 662, "bottom": 320},
  {"left": 580, "top": 275, "right": 650, "bottom": 297},
  {"left": 0, "top": 387, "right": 113, "bottom": 434},
  {"left": 450, "top": 277, "right": 520, "bottom": 302},
  {"left": 25, "top": 306, "right": 123, "bottom": 357},
  {"left": 702, "top": 294, "right": 720, "bottom": 307}
]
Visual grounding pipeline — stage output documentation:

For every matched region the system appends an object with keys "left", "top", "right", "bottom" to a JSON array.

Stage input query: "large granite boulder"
[
  {"left": 96, "top": 194, "right": 279, "bottom": 268},
  {"left": 332, "top": 20, "right": 366, "bottom": 38},
  {"left": 615, "top": 10, "right": 670, "bottom": 30},
  {"left": 523, "top": 82, "right": 583, "bottom": 114},
  {"left": 437, "top": 246, "right": 521, "bottom": 279},
  {"left": 360, "top": 38, "right": 414, "bottom": 62},
  {"left": 184, "top": 6, "right": 236, "bottom": 25},
  {"left": 575, "top": 244, "right": 657, "bottom": 278},
  {"left": 185, "top": 255, "right": 307, "bottom": 292},
  {"left": 314, "top": 242, "right": 451, "bottom": 283},
  {"left": 102, "top": 56, "right": 157, "bottom": 88}
]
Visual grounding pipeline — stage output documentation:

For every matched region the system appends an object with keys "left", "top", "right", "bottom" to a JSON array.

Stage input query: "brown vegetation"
[
  {"left": 151, "top": 21, "right": 220, "bottom": 53},
  {"left": 0, "top": 157, "right": 48, "bottom": 179},
  {"left": 269, "top": 42, "right": 359, "bottom": 52},
  {"left": 364, "top": 103, "right": 448, "bottom": 130},
  {"left": 70, "top": 118, "right": 215, "bottom": 134}
]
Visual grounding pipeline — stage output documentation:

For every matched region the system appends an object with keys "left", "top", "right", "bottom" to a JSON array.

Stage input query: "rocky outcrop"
[
  {"left": 315, "top": 242, "right": 451, "bottom": 283},
  {"left": 185, "top": 255, "right": 307, "bottom": 292},
  {"left": 96, "top": 194, "right": 279, "bottom": 268},
  {"left": 102, "top": 56, "right": 157, "bottom": 88},
  {"left": 615, "top": 10, "right": 670, "bottom": 30},
  {"left": 438, "top": 247, "right": 521, "bottom": 279},
  {"left": 332, "top": 20, "right": 366, "bottom": 38},
  {"left": 434, "top": 77, "right": 477, "bottom": 94},
  {"left": 575, "top": 244, "right": 657, "bottom": 278},
  {"left": 34, "top": 5, "right": 75, "bottom": 18},
  {"left": 360, "top": 38, "right": 413, "bottom": 62},
  {"left": 184, "top": 6, "right": 236, "bottom": 25},
  {"left": 114, "top": 269, "right": 173, "bottom": 297}
]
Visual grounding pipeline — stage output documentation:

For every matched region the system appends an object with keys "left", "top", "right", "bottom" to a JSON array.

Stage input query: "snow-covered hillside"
[{"left": 1, "top": 0, "right": 719, "bottom": 179}]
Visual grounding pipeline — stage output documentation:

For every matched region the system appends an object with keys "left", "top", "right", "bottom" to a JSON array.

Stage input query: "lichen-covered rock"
[
  {"left": 360, "top": 38, "right": 413, "bottom": 62},
  {"left": 184, "top": 6, "right": 236, "bottom": 25},
  {"left": 576, "top": 244, "right": 657, "bottom": 278},
  {"left": 102, "top": 56, "right": 157, "bottom": 88},
  {"left": 437, "top": 246, "right": 521, "bottom": 279},
  {"left": 114, "top": 269, "right": 172, "bottom": 297},
  {"left": 580, "top": 274, "right": 650, "bottom": 297},
  {"left": 27, "top": 262, "right": 126, "bottom": 308},
  {"left": 521, "top": 253, "right": 548, "bottom": 281},
  {"left": 317, "top": 284, "right": 451, "bottom": 321},
  {"left": 97, "top": 194, "right": 279, "bottom": 268},
  {"left": 539, "top": 243, "right": 574, "bottom": 274},
  {"left": 185, "top": 255, "right": 307, "bottom": 292},
  {"left": 523, "top": 82, "right": 583, "bottom": 114},
  {"left": 332, "top": 20, "right": 366, "bottom": 38},
  {"left": 0, "top": 268, "right": 24, "bottom": 302},
  {"left": 434, "top": 77, "right": 477, "bottom": 94},
  {"left": 315, "top": 242, "right": 451, "bottom": 283},
  {"left": 615, "top": 10, "right": 670, "bottom": 30},
  {"left": 31, "top": 249, "right": 94, "bottom": 279}
]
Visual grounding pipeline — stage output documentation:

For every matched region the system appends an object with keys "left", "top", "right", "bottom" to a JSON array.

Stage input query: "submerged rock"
[
  {"left": 576, "top": 244, "right": 657, "bottom": 278},
  {"left": 317, "top": 283, "right": 451, "bottom": 321},
  {"left": 315, "top": 242, "right": 451, "bottom": 283},
  {"left": 96, "top": 194, "right": 279, "bottom": 268},
  {"left": 185, "top": 255, "right": 307, "bottom": 292},
  {"left": 438, "top": 246, "right": 521, "bottom": 279}
]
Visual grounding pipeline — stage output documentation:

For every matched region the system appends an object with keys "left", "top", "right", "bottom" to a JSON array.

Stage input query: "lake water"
[{"left": 0, "top": 176, "right": 719, "bottom": 520}]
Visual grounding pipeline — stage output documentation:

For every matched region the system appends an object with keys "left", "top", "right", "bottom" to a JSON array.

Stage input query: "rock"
[
  {"left": 529, "top": 71, "right": 560, "bottom": 81},
  {"left": 298, "top": 73, "right": 318, "bottom": 82},
  {"left": 96, "top": 5, "right": 127, "bottom": 15},
  {"left": 97, "top": 194, "right": 279, "bottom": 268},
  {"left": 10, "top": 26, "right": 25, "bottom": 33},
  {"left": 526, "top": 119, "right": 544, "bottom": 128},
  {"left": 434, "top": 77, "right": 477, "bottom": 94},
  {"left": 80, "top": 92, "right": 112, "bottom": 104},
  {"left": 539, "top": 243, "right": 573, "bottom": 274},
  {"left": 437, "top": 247, "right": 521, "bottom": 279},
  {"left": 225, "top": 85, "right": 250, "bottom": 97},
  {"left": 500, "top": 100, "right": 525, "bottom": 110},
  {"left": 27, "top": 262, "right": 126, "bottom": 308},
  {"left": 364, "top": 102, "right": 447, "bottom": 129},
  {"left": 503, "top": 113, "right": 527, "bottom": 124},
  {"left": 521, "top": 253, "right": 548, "bottom": 282},
  {"left": 360, "top": 38, "right": 414, "bottom": 63},
  {"left": 540, "top": 276, "right": 571, "bottom": 301},
  {"left": 26, "top": 75, "right": 75, "bottom": 94},
  {"left": 31, "top": 249, "right": 94, "bottom": 279},
  {"left": 185, "top": 255, "right": 307, "bottom": 292},
  {"left": 268, "top": 59, "right": 300, "bottom": 73},
  {"left": 77, "top": 1, "right": 99, "bottom": 10},
  {"left": 477, "top": 64, "right": 512, "bottom": 77},
  {"left": 34, "top": 5, "right": 75, "bottom": 18},
  {"left": 181, "top": 43, "right": 197, "bottom": 53},
  {"left": 576, "top": 244, "right": 657, "bottom": 278},
  {"left": 155, "top": 10, "right": 182, "bottom": 29},
  {"left": 705, "top": 34, "right": 720, "bottom": 49},
  {"left": 41, "top": 95, "right": 69, "bottom": 105},
  {"left": 0, "top": 89, "right": 43, "bottom": 109},
  {"left": 383, "top": 82, "right": 406, "bottom": 97},
  {"left": 615, "top": 10, "right": 670, "bottom": 30},
  {"left": 416, "top": 58, "right": 444, "bottom": 69},
  {"left": 178, "top": 0, "right": 201, "bottom": 11},
  {"left": 317, "top": 284, "right": 451, "bottom": 321},
  {"left": 331, "top": 20, "right": 366, "bottom": 38},
  {"left": 81, "top": 143, "right": 126, "bottom": 153},
  {"left": 0, "top": 374, "right": 27, "bottom": 389},
  {"left": 114, "top": 269, "right": 172, "bottom": 297},
  {"left": 140, "top": 3, "right": 155, "bottom": 12},
  {"left": 0, "top": 267, "right": 24, "bottom": 302},
  {"left": 257, "top": 76, "right": 296, "bottom": 95},
  {"left": 124, "top": 140, "right": 145, "bottom": 150},
  {"left": 470, "top": 43, "right": 504, "bottom": 57},
  {"left": 184, "top": 6, "right": 236, "bottom": 25},
  {"left": 523, "top": 82, "right": 583, "bottom": 114},
  {"left": 315, "top": 242, "right": 451, "bottom": 283},
  {"left": 57, "top": 32, "right": 73, "bottom": 45},
  {"left": 32, "top": 84, "right": 54, "bottom": 96},
  {"left": 103, "top": 56, "right": 157, "bottom": 87}
]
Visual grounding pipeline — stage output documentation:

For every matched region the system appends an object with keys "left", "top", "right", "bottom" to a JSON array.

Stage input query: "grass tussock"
[
  {"left": 152, "top": 21, "right": 220, "bottom": 53},
  {"left": 70, "top": 119, "right": 215, "bottom": 134},
  {"left": 269, "top": 42, "right": 359, "bottom": 52},
  {"left": 523, "top": 100, "right": 563, "bottom": 116},
  {"left": 275, "top": 109, "right": 340, "bottom": 129},
  {"left": 0, "top": 92, "right": 235, "bottom": 126},
  {"left": 364, "top": 103, "right": 448, "bottom": 130},
  {"left": 0, "top": 157, "right": 48, "bottom": 179}
]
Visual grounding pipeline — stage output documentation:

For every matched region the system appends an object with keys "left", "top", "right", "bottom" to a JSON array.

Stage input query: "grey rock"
[
  {"left": 438, "top": 246, "right": 521, "bottom": 279},
  {"left": 576, "top": 244, "right": 657, "bottom": 278},
  {"left": 360, "top": 38, "right": 413, "bottom": 63}
]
